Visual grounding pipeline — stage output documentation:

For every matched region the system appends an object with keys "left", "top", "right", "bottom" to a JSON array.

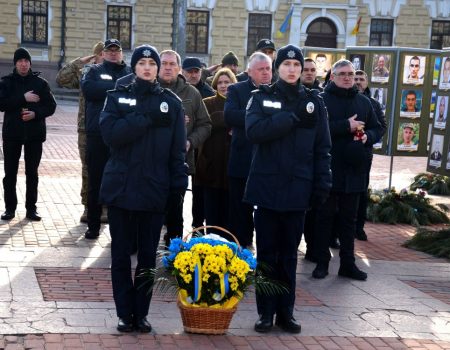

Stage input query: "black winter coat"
[
  {"left": 0, "top": 69, "right": 56, "bottom": 142},
  {"left": 99, "top": 78, "right": 188, "bottom": 212},
  {"left": 81, "top": 60, "right": 132, "bottom": 136},
  {"left": 244, "top": 80, "right": 332, "bottom": 211},
  {"left": 224, "top": 79, "right": 257, "bottom": 178},
  {"left": 321, "top": 82, "right": 383, "bottom": 193}
]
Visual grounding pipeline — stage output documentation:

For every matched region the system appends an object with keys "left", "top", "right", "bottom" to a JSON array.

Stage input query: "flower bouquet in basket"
[{"left": 155, "top": 225, "right": 286, "bottom": 334}]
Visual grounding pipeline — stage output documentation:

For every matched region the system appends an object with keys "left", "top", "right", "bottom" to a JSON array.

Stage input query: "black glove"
[
  {"left": 165, "top": 189, "right": 185, "bottom": 212},
  {"left": 294, "top": 99, "right": 318, "bottom": 128},
  {"left": 310, "top": 194, "right": 328, "bottom": 209},
  {"left": 147, "top": 111, "right": 172, "bottom": 127}
]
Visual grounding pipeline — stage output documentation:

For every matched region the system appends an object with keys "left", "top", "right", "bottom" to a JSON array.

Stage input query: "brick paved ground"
[{"left": 0, "top": 101, "right": 449, "bottom": 349}]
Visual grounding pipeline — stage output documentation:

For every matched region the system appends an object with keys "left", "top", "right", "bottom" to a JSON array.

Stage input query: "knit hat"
[
  {"left": 13, "top": 47, "right": 32, "bottom": 65},
  {"left": 256, "top": 39, "right": 276, "bottom": 51},
  {"left": 182, "top": 57, "right": 202, "bottom": 70},
  {"left": 92, "top": 41, "right": 104, "bottom": 56},
  {"left": 130, "top": 45, "right": 161, "bottom": 73},
  {"left": 274, "top": 44, "right": 304, "bottom": 70},
  {"left": 221, "top": 51, "right": 239, "bottom": 66}
]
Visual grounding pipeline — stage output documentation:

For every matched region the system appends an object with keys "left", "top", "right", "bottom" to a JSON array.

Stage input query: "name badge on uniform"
[
  {"left": 100, "top": 74, "right": 113, "bottom": 80},
  {"left": 306, "top": 102, "right": 315, "bottom": 113},
  {"left": 263, "top": 100, "right": 281, "bottom": 109},
  {"left": 160, "top": 102, "right": 169, "bottom": 113},
  {"left": 118, "top": 97, "right": 136, "bottom": 106}
]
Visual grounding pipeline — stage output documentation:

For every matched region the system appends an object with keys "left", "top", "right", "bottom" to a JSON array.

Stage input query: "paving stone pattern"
[{"left": 0, "top": 102, "right": 449, "bottom": 349}]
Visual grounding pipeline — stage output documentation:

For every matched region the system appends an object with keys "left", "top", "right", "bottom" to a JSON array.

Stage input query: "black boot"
[
  {"left": 355, "top": 229, "right": 368, "bottom": 241},
  {"left": 275, "top": 313, "right": 301, "bottom": 333},
  {"left": 312, "top": 262, "right": 329, "bottom": 279},
  {"left": 338, "top": 264, "right": 367, "bottom": 281},
  {"left": 117, "top": 317, "right": 134, "bottom": 332},
  {"left": 254, "top": 314, "right": 273, "bottom": 333}
]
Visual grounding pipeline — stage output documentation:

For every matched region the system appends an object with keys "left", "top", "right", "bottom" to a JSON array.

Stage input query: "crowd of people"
[{"left": 0, "top": 39, "right": 387, "bottom": 334}]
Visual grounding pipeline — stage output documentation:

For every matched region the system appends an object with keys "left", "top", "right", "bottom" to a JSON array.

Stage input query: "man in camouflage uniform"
[{"left": 56, "top": 41, "right": 104, "bottom": 223}]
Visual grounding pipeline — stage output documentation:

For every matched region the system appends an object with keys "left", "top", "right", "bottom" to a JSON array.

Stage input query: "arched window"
[{"left": 305, "top": 18, "right": 337, "bottom": 48}]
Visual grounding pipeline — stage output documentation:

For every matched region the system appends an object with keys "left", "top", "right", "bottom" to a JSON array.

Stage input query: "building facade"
[{"left": 0, "top": 0, "right": 449, "bottom": 88}]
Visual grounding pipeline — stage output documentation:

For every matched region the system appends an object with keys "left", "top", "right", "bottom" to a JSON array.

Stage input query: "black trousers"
[
  {"left": 228, "top": 176, "right": 254, "bottom": 247},
  {"left": 86, "top": 135, "right": 109, "bottom": 232},
  {"left": 203, "top": 187, "right": 229, "bottom": 235},
  {"left": 109, "top": 206, "right": 164, "bottom": 320},
  {"left": 2, "top": 140, "right": 42, "bottom": 212},
  {"left": 356, "top": 157, "right": 373, "bottom": 233},
  {"left": 254, "top": 207, "right": 304, "bottom": 317},
  {"left": 313, "top": 192, "right": 359, "bottom": 266},
  {"left": 165, "top": 189, "right": 186, "bottom": 240}
]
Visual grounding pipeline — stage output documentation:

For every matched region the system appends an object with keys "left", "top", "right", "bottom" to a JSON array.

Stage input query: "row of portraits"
[{"left": 309, "top": 52, "right": 450, "bottom": 89}]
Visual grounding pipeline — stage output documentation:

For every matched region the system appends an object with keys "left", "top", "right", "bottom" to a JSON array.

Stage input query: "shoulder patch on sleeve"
[
  {"left": 246, "top": 96, "right": 254, "bottom": 111},
  {"left": 81, "top": 65, "right": 92, "bottom": 77}
]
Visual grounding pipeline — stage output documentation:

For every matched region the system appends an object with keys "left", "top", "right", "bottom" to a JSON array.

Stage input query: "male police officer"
[
  {"left": 81, "top": 39, "right": 132, "bottom": 239},
  {"left": 224, "top": 52, "right": 272, "bottom": 248}
]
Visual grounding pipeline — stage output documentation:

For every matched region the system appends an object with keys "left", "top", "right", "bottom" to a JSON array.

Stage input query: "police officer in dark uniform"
[
  {"left": 99, "top": 45, "right": 188, "bottom": 332},
  {"left": 244, "top": 44, "right": 332, "bottom": 333},
  {"left": 81, "top": 39, "right": 132, "bottom": 239}
]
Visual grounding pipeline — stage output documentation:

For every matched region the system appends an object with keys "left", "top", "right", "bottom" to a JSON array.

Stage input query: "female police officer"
[
  {"left": 99, "top": 45, "right": 188, "bottom": 332},
  {"left": 244, "top": 44, "right": 332, "bottom": 333}
]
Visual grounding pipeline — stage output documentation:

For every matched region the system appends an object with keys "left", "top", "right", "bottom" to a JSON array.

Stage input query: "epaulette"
[
  {"left": 257, "top": 83, "right": 274, "bottom": 94},
  {"left": 163, "top": 88, "right": 182, "bottom": 102},
  {"left": 115, "top": 84, "right": 132, "bottom": 92}
]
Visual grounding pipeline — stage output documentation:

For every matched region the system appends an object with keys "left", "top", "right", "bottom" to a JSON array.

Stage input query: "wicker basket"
[
  {"left": 177, "top": 297, "right": 237, "bottom": 334},
  {"left": 177, "top": 225, "right": 240, "bottom": 334}
]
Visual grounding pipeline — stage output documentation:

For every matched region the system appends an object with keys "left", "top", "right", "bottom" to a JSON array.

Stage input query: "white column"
[{"left": 289, "top": 3, "right": 302, "bottom": 45}]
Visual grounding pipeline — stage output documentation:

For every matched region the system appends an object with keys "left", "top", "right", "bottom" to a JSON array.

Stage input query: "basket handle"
[{"left": 185, "top": 225, "right": 241, "bottom": 249}]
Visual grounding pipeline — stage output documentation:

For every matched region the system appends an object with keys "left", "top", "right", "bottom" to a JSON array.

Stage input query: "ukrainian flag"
[{"left": 276, "top": 5, "right": 294, "bottom": 39}]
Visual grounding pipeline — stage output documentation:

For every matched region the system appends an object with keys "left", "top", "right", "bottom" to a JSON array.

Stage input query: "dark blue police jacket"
[
  {"left": 224, "top": 79, "right": 257, "bottom": 178},
  {"left": 244, "top": 80, "right": 332, "bottom": 211},
  {"left": 99, "top": 78, "right": 188, "bottom": 212}
]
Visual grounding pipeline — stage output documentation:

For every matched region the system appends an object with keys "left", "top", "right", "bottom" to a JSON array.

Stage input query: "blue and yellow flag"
[{"left": 276, "top": 5, "right": 294, "bottom": 39}]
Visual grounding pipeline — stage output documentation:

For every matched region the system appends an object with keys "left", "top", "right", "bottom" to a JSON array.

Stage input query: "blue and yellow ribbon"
[{"left": 193, "top": 254, "right": 202, "bottom": 302}]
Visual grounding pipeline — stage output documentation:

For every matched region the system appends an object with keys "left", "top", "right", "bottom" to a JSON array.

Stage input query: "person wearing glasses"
[
  {"left": 81, "top": 39, "right": 132, "bottom": 239},
  {"left": 312, "top": 59, "right": 383, "bottom": 281},
  {"left": 244, "top": 44, "right": 332, "bottom": 334}
]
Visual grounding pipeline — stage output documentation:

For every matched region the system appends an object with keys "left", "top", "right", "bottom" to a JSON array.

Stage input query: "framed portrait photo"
[
  {"left": 350, "top": 54, "right": 365, "bottom": 71},
  {"left": 439, "top": 57, "right": 450, "bottom": 89},
  {"left": 429, "top": 134, "right": 444, "bottom": 168},
  {"left": 434, "top": 95, "right": 448, "bottom": 130},
  {"left": 310, "top": 52, "right": 332, "bottom": 79},
  {"left": 400, "top": 89, "right": 422, "bottom": 118},
  {"left": 403, "top": 55, "right": 426, "bottom": 85},
  {"left": 397, "top": 122, "right": 419, "bottom": 152},
  {"left": 371, "top": 54, "right": 391, "bottom": 83}
]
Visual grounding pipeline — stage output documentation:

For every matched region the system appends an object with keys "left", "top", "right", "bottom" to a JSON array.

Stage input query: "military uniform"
[{"left": 56, "top": 58, "right": 90, "bottom": 207}]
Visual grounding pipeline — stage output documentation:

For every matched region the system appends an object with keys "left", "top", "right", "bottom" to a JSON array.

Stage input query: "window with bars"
[
  {"left": 21, "top": 0, "right": 48, "bottom": 45},
  {"left": 107, "top": 5, "right": 132, "bottom": 50},
  {"left": 186, "top": 10, "right": 209, "bottom": 54},
  {"left": 247, "top": 13, "right": 272, "bottom": 55},
  {"left": 430, "top": 20, "right": 450, "bottom": 49},
  {"left": 369, "top": 19, "right": 393, "bottom": 46}
]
